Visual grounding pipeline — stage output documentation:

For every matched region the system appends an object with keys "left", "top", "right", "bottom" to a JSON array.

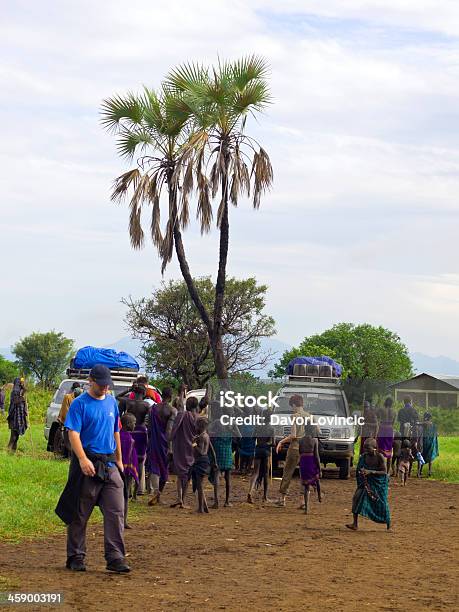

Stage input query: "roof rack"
[
  {"left": 287, "top": 375, "right": 341, "bottom": 384},
  {"left": 66, "top": 367, "right": 140, "bottom": 382}
]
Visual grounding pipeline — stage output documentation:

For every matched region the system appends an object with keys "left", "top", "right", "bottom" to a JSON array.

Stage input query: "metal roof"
[{"left": 391, "top": 372, "right": 459, "bottom": 390}]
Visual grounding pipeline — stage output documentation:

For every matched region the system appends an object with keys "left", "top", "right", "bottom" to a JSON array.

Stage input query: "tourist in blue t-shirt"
[{"left": 58, "top": 365, "right": 130, "bottom": 573}]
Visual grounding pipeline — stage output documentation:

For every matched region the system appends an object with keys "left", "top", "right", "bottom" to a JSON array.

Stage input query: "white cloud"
[{"left": 0, "top": 0, "right": 458, "bottom": 363}]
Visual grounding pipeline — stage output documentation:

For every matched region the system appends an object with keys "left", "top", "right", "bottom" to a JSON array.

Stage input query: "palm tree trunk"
[
  {"left": 212, "top": 161, "right": 230, "bottom": 385},
  {"left": 172, "top": 224, "right": 214, "bottom": 335}
]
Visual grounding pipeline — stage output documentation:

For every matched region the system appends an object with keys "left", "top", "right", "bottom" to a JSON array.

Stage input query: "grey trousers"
[{"left": 67, "top": 467, "right": 125, "bottom": 563}]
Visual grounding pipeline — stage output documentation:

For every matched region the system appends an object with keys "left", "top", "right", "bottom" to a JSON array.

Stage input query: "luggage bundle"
[
  {"left": 286, "top": 356, "right": 342, "bottom": 378},
  {"left": 70, "top": 346, "right": 140, "bottom": 372}
]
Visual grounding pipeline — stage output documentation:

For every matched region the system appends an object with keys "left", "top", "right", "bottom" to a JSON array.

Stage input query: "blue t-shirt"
[{"left": 65, "top": 391, "right": 119, "bottom": 455}]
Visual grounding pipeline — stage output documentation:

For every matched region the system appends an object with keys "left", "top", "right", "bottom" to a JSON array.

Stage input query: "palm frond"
[
  {"left": 196, "top": 175, "right": 212, "bottom": 233},
  {"left": 148, "top": 175, "right": 162, "bottom": 247},
  {"left": 251, "top": 147, "right": 273, "bottom": 209},
  {"left": 111, "top": 168, "right": 141, "bottom": 202},
  {"left": 101, "top": 93, "right": 144, "bottom": 133},
  {"left": 165, "top": 62, "right": 208, "bottom": 93},
  {"left": 231, "top": 55, "right": 270, "bottom": 91},
  {"left": 232, "top": 81, "right": 271, "bottom": 115},
  {"left": 160, "top": 219, "right": 175, "bottom": 273},
  {"left": 116, "top": 128, "right": 154, "bottom": 161},
  {"left": 195, "top": 145, "right": 212, "bottom": 233},
  {"left": 128, "top": 173, "right": 152, "bottom": 249},
  {"left": 216, "top": 197, "right": 226, "bottom": 229},
  {"left": 229, "top": 145, "right": 250, "bottom": 205}
]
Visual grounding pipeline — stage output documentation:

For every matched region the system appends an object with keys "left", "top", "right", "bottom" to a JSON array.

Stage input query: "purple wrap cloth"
[
  {"left": 299, "top": 452, "right": 320, "bottom": 486},
  {"left": 377, "top": 423, "right": 394, "bottom": 460},
  {"left": 171, "top": 410, "right": 197, "bottom": 480},
  {"left": 131, "top": 424, "right": 148, "bottom": 462},
  {"left": 120, "top": 430, "right": 139, "bottom": 483},
  {"left": 147, "top": 405, "right": 169, "bottom": 482}
]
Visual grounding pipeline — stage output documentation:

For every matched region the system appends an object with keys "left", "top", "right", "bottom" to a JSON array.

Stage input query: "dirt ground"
[{"left": 1, "top": 472, "right": 458, "bottom": 612}]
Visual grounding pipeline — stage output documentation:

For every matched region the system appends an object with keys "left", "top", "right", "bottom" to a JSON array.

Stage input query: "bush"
[{"left": 428, "top": 407, "right": 459, "bottom": 436}]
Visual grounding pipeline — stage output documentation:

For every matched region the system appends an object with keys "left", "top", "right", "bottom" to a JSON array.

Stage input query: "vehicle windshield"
[{"left": 276, "top": 393, "right": 346, "bottom": 417}]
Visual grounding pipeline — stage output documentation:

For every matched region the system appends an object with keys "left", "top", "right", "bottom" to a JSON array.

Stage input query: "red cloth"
[{"left": 146, "top": 386, "right": 162, "bottom": 403}]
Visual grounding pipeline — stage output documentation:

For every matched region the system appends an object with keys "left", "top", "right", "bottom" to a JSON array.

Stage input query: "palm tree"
[
  {"left": 165, "top": 55, "right": 273, "bottom": 381},
  {"left": 100, "top": 86, "right": 214, "bottom": 334}
]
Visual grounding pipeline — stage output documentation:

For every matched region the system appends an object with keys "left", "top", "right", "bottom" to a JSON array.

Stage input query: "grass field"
[
  {"left": 0, "top": 422, "right": 151, "bottom": 543},
  {"left": 0, "top": 419, "right": 457, "bottom": 543}
]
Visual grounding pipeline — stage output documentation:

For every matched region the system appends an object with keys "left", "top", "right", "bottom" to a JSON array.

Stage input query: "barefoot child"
[
  {"left": 247, "top": 410, "right": 275, "bottom": 504},
  {"left": 208, "top": 402, "right": 241, "bottom": 508},
  {"left": 398, "top": 439, "right": 414, "bottom": 486},
  {"left": 346, "top": 438, "right": 390, "bottom": 531},
  {"left": 391, "top": 431, "right": 402, "bottom": 477},
  {"left": 298, "top": 422, "right": 322, "bottom": 515},
  {"left": 120, "top": 413, "right": 139, "bottom": 528},
  {"left": 189, "top": 418, "right": 211, "bottom": 513}
]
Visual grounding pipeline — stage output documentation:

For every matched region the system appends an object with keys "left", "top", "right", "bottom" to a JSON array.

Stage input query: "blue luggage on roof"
[
  {"left": 73, "top": 346, "right": 139, "bottom": 371},
  {"left": 286, "top": 356, "right": 342, "bottom": 377}
]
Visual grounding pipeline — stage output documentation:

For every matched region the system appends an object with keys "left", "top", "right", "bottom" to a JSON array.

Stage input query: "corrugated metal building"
[{"left": 392, "top": 373, "right": 459, "bottom": 409}]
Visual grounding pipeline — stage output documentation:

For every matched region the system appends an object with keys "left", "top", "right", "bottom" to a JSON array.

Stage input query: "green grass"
[
  {"left": 432, "top": 437, "right": 459, "bottom": 483},
  {"left": 0, "top": 419, "right": 457, "bottom": 542},
  {"left": 0, "top": 422, "right": 150, "bottom": 543}
]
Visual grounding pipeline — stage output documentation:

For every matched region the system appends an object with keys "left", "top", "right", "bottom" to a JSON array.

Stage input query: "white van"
[{"left": 44, "top": 369, "right": 142, "bottom": 445}]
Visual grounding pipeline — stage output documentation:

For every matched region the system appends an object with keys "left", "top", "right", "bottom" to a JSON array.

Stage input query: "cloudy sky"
[{"left": 1, "top": 0, "right": 459, "bottom": 359}]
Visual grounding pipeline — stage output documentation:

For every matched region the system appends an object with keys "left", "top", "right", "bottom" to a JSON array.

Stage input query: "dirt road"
[{"left": 1, "top": 474, "right": 458, "bottom": 611}]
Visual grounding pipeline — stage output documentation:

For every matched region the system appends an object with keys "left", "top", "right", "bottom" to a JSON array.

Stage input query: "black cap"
[{"left": 89, "top": 364, "right": 112, "bottom": 386}]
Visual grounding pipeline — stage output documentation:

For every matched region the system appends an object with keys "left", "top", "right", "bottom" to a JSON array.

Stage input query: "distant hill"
[
  {"left": 104, "top": 336, "right": 292, "bottom": 377},
  {"left": 0, "top": 347, "right": 15, "bottom": 361},
  {"left": 410, "top": 352, "right": 459, "bottom": 376}
]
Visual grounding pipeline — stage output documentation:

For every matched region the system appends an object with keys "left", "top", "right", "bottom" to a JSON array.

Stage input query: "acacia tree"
[
  {"left": 123, "top": 277, "right": 276, "bottom": 388},
  {"left": 102, "top": 56, "right": 273, "bottom": 385},
  {"left": 271, "top": 323, "right": 412, "bottom": 380},
  {"left": 270, "top": 323, "right": 413, "bottom": 403}
]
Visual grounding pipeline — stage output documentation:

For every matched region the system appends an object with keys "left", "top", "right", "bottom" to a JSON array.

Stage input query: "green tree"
[
  {"left": 270, "top": 323, "right": 413, "bottom": 402},
  {"left": 102, "top": 56, "right": 273, "bottom": 386},
  {"left": 123, "top": 276, "right": 275, "bottom": 388},
  {"left": 0, "top": 355, "right": 19, "bottom": 385},
  {"left": 12, "top": 331, "right": 74, "bottom": 388}
]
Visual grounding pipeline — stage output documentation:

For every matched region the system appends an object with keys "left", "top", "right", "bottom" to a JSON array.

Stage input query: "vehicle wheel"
[{"left": 338, "top": 458, "right": 351, "bottom": 480}]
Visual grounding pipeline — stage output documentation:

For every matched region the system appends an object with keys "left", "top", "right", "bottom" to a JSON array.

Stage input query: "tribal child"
[
  {"left": 120, "top": 413, "right": 139, "bottom": 528},
  {"left": 147, "top": 387, "right": 176, "bottom": 506},
  {"left": 189, "top": 418, "right": 212, "bottom": 513},
  {"left": 208, "top": 401, "right": 241, "bottom": 508},
  {"left": 391, "top": 431, "right": 402, "bottom": 477},
  {"left": 247, "top": 408, "right": 274, "bottom": 504},
  {"left": 398, "top": 439, "right": 414, "bottom": 486},
  {"left": 170, "top": 396, "right": 198, "bottom": 508},
  {"left": 298, "top": 422, "right": 322, "bottom": 515},
  {"left": 346, "top": 438, "right": 390, "bottom": 531}
]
